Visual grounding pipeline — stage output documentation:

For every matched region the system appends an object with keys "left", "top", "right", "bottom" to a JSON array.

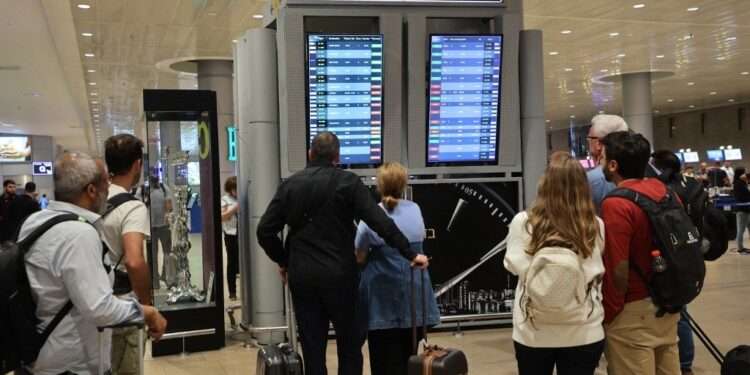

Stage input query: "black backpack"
[
  {"left": 606, "top": 187, "right": 706, "bottom": 314},
  {"left": 723, "top": 345, "right": 750, "bottom": 375},
  {"left": 0, "top": 214, "right": 81, "bottom": 373},
  {"left": 670, "top": 176, "right": 729, "bottom": 261}
]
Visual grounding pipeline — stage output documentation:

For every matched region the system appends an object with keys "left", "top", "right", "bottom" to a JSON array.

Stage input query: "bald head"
[
  {"left": 54, "top": 152, "right": 109, "bottom": 212},
  {"left": 309, "top": 132, "right": 340, "bottom": 164}
]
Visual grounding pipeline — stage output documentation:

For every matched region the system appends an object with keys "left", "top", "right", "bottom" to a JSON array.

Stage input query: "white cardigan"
[{"left": 503, "top": 211, "right": 606, "bottom": 348}]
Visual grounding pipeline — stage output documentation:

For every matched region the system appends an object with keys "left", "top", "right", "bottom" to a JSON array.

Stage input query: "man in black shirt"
[
  {"left": 257, "top": 132, "right": 428, "bottom": 375},
  {"left": 706, "top": 161, "right": 729, "bottom": 188},
  {"left": 0, "top": 179, "right": 17, "bottom": 243},
  {"left": 6, "top": 181, "right": 41, "bottom": 241}
]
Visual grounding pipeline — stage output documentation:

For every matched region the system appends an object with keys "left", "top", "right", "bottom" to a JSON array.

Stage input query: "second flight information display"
[
  {"left": 427, "top": 35, "right": 503, "bottom": 166},
  {"left": 307, "top": 34, "right": 383, "bottom": 167}
]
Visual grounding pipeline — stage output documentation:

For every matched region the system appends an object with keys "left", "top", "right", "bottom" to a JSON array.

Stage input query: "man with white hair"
[
  {"left": 587, "top": 114, "right": 629, "bottom": 212},
  {"left": 19, "top": 152, "right": 166, "bottom": 375}
]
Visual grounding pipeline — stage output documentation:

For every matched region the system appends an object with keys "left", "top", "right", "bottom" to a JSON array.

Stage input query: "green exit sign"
[{"left": 227, "top": 126, "right": 237, "bottom": 161}]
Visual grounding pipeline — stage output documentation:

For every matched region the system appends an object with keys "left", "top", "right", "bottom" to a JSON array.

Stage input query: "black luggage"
[
  {"left": 256, "top": 286, "right": 304, "bottom": 375},
  {"left": 408, "top": 269, "right": 468, "bottom": 375},
  {"left": 682, "top": 310, "right": 750, "bottom": 375}
]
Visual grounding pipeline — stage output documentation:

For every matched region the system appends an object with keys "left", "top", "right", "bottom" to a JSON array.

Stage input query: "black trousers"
[
  {"left": 514, "top": 340, "right": 604, "bottom": 375},
  {"left": 367, "top": 328, "right": 424, "bottom": 375},
  {"left": 223, "top": 233, "right": 239, "bottom": 296},
  {"left": 291, "top": 283, "right": 363, "bottom": 375}
]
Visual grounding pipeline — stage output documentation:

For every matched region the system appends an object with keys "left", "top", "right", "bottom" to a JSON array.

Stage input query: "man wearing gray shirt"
[{"left": 20, "top": 152, "right": 166, "bottom": 375}]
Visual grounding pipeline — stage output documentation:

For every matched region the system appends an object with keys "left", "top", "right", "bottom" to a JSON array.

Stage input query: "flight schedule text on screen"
[
  {"left": 307, "top": 34, "right": 383, "bottom": 167},
  {"left": 427, "top": 35, "right": 502, "bottom": 166}
]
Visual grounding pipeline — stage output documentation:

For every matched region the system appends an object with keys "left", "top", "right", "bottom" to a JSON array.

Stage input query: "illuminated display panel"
[
  {"left": 724, "top": 148, "right": 742, "bottom": 161},
  {"left": 427, "top": 34, "right": 503, "bottom": 166},
  {"left": 306, "top": 34, "right": 384, "bottom": 168}
]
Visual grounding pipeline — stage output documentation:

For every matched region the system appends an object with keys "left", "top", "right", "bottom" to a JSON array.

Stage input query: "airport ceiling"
[{"left": 1, "top": 0, "right": 750, "bottom": 152}]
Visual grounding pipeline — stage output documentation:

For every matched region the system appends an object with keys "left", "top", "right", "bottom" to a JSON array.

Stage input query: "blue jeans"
[
  {"left": 738, "top": 211, "right": 750, "bottom": 249},
  {"left": 678, "top": 309, "right": 695, "bottom": 370}
]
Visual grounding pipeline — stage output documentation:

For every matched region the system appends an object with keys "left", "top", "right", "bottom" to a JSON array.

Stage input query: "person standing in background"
[
  {"left": 6, "top": 181, "right": 41, "bottom": 241},
  {"left": 0, "top": 179, "right": 17, "bottom": 243},
  {"left": 39, "top": 193, "right": 49, "bottom": 209},
  {"left": 220, "top": 176, "right": 239, "bottom": 301},
  {"left": 733, "top": 167, "right": 750, "bottom": 254},
  {"left": 585, "top": 114, "right": 629, "bottom": 213},
  {"left": 148, "top": 175, "right": 172, "bottom": 287},
  {"left": 722, "top": 161, "right": 735, "bottom": 183}
]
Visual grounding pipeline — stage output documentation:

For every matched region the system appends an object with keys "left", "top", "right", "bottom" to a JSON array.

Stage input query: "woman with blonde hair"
[
  {"left": 355, "top": 162, "right": 440, "bottom": 375},
  {"left": 504, "top": 151, "right": 606, "bottom": 375}
]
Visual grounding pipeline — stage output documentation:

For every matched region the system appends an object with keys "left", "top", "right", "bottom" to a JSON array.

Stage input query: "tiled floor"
[{"left": 146, "top": 240, "right": 750, "bottom": 375}]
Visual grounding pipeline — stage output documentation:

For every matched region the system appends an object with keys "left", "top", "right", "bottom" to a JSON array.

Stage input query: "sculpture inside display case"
[{"left": 166, "top": 184, "right": 206, "bottom": 304}]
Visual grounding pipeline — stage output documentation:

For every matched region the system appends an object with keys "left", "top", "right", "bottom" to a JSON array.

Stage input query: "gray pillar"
[
  {"left": 520, "top": 30, "right": 547, "bottom": 207},
  {"left": 197, "top": 60, "right": 236, "bottom": 183},
  {"left": 622, "top": 72, "right": 654, "bottom": 144},
  {"left": 237, "top": 28, "right": 284, "bottom": 344}
]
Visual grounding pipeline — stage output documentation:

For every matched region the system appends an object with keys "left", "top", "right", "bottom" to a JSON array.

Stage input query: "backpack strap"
[
  {"left": 18, "top": 214, "right": 83, "bottom": 348},
  {"left": 101, "top": 192, "right": 139, "bottom": 269}
]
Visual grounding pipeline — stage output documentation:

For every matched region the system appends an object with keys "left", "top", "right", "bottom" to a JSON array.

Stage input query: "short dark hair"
[
  {"left": 735, "top": 167, "right": 746, "bottom": 184},
  {"left": 3, "top": 179, "right": 16, "bottom": 187},
  {"left": 651, "top": 150, "right": 682, "bottom": 182},
  {"left": 24, "top": 182, "right": 36, "bottom": 193},
  {"left": 601, "top": 131, "right": 651, "bottom": 180},
  {"left": 225, "top": 176, "right": 237, "bottom": 193},
  {"left": 310, "top": 132, "right": 340, "bottom": 163},
  {"left": 105, "top": 134, "right": 144, "bottom": 176}
]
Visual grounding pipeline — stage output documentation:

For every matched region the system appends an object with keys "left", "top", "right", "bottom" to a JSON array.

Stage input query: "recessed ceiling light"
[
  {"left": 569, "top": 115, "right": 576, "bottom": 119},
  {"left": 710, "top": 91, "right": 717, "bottom": 95},
  {"left": 81, "top": 32, "right": 93, "bottom": 37},
  {"left": 726, "top": 36, "right": 737, "bottom": 41},
  {"left": 87, "top": 69, "right": 96, "bottom": 73},
  {"left": 687, "top": 82, "right": 695, "bottom": 86},
  {"left": 569, "top": 104, "right": 575, "bottom": 108},
  {"left": 88, "top": 82, "right": 96, "bottom": 86},
  {"left": 683, "top": 34, "right": 694, "bottom": 40},
  {"left": 252, "top": 14, "right": 264, "bottom": 19},
  {"left": 91, "top": 101, "right": 98, "bottom": 104},
  {"left": 600, "top": 69, "right": 609, "bottom": 73},
  {"left": 232, "top": 39, "right": 238, "bottom": 43},
  {"left": 194, "top": 84, "right": 199, "bottom": 88},
  {"left": 687, "top": 7, "right": 699, "bottom": 12},
  {"left": 598, "top": 110, "right": 605, "bottom": 114},
  {"left": 77, "top": 4, "right": 91, "bottom": 9},
  {"left": 717, "top": 56, "right": 726, "bottom": 61},
  {"left": 560, "top": 30, "right": 572, "bottom": 35},
  {"left": 609, "top": 32, "right": 620, "bottom": 37},
  {"left": 633, "top": 3, "right": 645, "bottom": 9},
  {"left": 729, "top": 98, "right": 736, "bottom": 102},
  {"left": 549, "top": 51, "right": 559, "bottom": 56},
  {"left": 92, "top": 108, "right": 99, "bottom": 112},
  {"left": 603, "top": 99, "right": 610, "bottom": 102},
  {"left": 689, "top": 104, "right": 695, "bottom": 108},
  {"left": 207, "top": 12, "right": 217, "bottom": 16},
  {"left": 564, "top": 67, "right": 573, "bottom": 72},
  {"left": 742, "top": 71, "right": 750, "bottom": 75},
  {"left": 84, "top": 53, "right": 95, "bottom": 57},
  {"left": 545, "top": 120, "right": 551, "bottom": 123},
  {"left": 654, "top": 110, "right": 660, "bottom": 113},
  {"left": 567, "top": 90, "right": 575, "bottom": 94},
  {"left": 93, "top": 114, "right": 99, "bottom": 117},
  {"left": 667, "top": 98, "right": 674, "bottom": 102},
  {"left": 90, "top": 92, "right": 98, "bottom": 96},
  {"left": 656, "top": 54, "right": 665, "bottom": 59},
  {"left": 617, "top": 53, "right": 626, "bottom": 58}
]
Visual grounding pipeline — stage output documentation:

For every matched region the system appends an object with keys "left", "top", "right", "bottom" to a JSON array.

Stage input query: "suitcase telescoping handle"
[
  {"left": 97, "top": 321, "right": 146, "bottom": 375},
  {"left": 410, "top": 268, "right": 428, "bottom": 355},
  {"left": 285, "top": 284, "right": 299, "bottom": 351}
]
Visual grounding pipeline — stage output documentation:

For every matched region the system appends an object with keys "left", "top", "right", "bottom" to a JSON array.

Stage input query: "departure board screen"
[
  {"left": 427, "top": 34, "right": 503, "bottom": 166},
  {"left": 306, "top": 34, "right": 383, "bottom": 167}
]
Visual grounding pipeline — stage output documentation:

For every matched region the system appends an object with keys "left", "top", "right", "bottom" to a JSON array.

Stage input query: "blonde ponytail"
[{"left": 382, "top": 196, "right": 399, "bottom": 211}]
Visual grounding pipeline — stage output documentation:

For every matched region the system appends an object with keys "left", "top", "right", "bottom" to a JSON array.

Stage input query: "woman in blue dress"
[{"left": 355, "top": 162, "right": 440, "bottom": 375}]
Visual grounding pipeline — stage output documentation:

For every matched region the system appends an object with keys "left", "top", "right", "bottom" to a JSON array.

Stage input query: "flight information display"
[
  {"left": 427, "top": 34, "right": 503, "bottom": 166},
  {"left": 306, "top": 34, "right": 383, "bottom": 167}
]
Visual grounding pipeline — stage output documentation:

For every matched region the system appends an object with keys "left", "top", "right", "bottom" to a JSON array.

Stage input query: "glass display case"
[{"left": 142, "top": 89, "right": 225, "bottom": 356}]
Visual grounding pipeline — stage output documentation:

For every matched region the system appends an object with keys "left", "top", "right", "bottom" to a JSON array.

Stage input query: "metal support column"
[
  {"left": 520, "top": 30, "right": 546, "bottom": 207},
  {"left": 622, "top": 72, "right": 654, "bottom": 144}
]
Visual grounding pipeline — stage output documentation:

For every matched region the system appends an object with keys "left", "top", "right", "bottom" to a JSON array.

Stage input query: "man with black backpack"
[
  {"left": 600, "top": 132, "right": 705, "bottom": 375},
  {"left": 99, "top": 134, "right": 153, "bottom": 375},
  {"left": 0, "top": 152, "right": 166, "bottom": 375}
]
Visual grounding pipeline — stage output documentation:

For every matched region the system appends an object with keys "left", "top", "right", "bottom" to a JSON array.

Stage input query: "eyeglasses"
[{"left": 586, "top": 136, "right": 599, "bottom": 141}]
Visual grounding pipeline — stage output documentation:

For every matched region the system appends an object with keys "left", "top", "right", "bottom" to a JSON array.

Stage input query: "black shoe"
[
  {"left": 740, "top": 248, "right": 750, "bottom": 254},
  {"left": 229, "top": 294, "right": 237, "bottom": 301}
]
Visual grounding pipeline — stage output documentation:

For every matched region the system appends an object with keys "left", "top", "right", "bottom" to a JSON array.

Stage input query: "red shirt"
[{"left": 601, "top": 178, "right": 667, "bottom": 323}]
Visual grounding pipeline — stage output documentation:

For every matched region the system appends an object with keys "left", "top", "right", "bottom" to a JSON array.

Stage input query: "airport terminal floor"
[{"left": 141, "top": 236, "right": 750, "bottom": 375}]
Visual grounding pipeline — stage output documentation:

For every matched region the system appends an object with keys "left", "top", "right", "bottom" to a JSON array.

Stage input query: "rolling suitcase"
[
  {"left": 682, "top": 310, "right": 750, "bottom": 375},
  {"left": 408, "top": 269, "right": 468, "bottom": 375},
  {"left": 97, "top": 320, "right": 145, "bottom": 375},
  {"left": 256, "top": 286, "right": 304, "bottom": 375}
]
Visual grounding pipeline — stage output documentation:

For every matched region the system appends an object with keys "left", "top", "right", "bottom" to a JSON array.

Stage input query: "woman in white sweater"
[{"left": 504, "top": 151, "right": 606, "bottom": 375}]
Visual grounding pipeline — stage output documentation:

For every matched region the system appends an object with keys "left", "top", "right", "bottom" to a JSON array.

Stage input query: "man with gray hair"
[
  {"left": 19, "top": 152, "right": 166, "bottom": 375},
  {"left": 587, "top": 114, "right": 629, "bottom": 212}
]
